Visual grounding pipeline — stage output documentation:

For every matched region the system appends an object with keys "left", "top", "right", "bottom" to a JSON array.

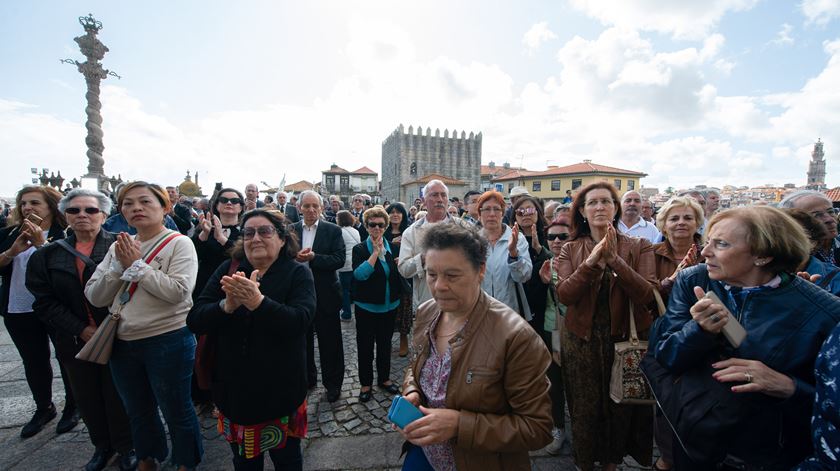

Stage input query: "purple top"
[{"left": 419, "top": 314, "right": 459, "bottom": 471}]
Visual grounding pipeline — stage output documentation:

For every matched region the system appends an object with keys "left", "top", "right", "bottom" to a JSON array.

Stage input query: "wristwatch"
[{"left": 219, "top": 298, "right": 230, "bottom": 313}]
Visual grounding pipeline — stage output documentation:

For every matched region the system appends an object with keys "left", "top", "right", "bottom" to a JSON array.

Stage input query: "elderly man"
[
  {"left": 641, "top": 199, "right": 655, "bottom": 222},
  {"left": 276, "top": 191, "right": 300, "bottom": 223},
  {"left": 293, "top": 191, "right": 346, "bottom": 402},
  {"left": 399, "top": 180, "right": 470, "bottom": 308},
  {"left": 243, "top": 183, "right": 264, "bottom": 211},
  {"left": 704, "top": 189, "right": 721, "bottom": 219},
  {"left": 618, "top": 190, "right": 660, "bottom": 243},
  {"left": 781, "top": 190, "right": 840, "bottom": 266}
]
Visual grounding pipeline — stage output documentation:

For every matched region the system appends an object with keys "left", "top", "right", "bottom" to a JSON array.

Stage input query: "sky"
[{"left": 1, "top": 0, "right": 840, "bottom": 197}]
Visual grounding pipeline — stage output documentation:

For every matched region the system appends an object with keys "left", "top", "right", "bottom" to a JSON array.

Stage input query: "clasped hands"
[
  {"left": 295, "top": 248, "right": 315, "bottom": 263},
  {"left": 197, "top": 213, "right": 228, "bottom": 245},
  {"left": 220, "top": 270, "right": 264, "bottom": 312},
  {"left": 585, "top": 224, "right": 618, "bottom": 268},
  {"left": 396, "top": 391, "right": 460, "bottom": 446},
  {"left": 8, "top": 219, "right": 46, "bottom": 256}
]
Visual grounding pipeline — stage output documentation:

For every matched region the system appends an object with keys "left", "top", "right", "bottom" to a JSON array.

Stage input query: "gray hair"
[
  {"left": 702, "top": 189, "right": 720, "bottom": 198},
  {"left": 779, "top": 190, "right": 830, "bottom": 209},
  {"left": 621, "top": 190, "right": 641, "bottom": 200},
  {"left": 277, "top": 191, "right": 288, "bottom": 199},
  {"left": 422, "top": 179, "right": 449, "bottom": 198},
  {"left": 59, "top": 188, "right": 112, "bottom": 214},
  {"left": 299, "top": 190, "right": 323, "bottom": 207}
]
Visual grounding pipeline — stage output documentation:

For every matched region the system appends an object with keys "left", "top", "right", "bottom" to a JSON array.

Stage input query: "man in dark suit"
[
  {"left": 277, "top": 192, "right": 300, "bottom": 223},
  {"left": 293, "top": 191, "right": 346, "bottom": 402}
]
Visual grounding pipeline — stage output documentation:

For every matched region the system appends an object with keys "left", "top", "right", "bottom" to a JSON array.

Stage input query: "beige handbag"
[{"left": 609, "top": 301, "right": 655, "bottom": 405}]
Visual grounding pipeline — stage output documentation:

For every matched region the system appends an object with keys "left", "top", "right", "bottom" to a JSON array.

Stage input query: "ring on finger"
[
  {"left": 710, "top": 314, "right": 720, "bottom": 322},
  {"left": 744, "top": 371, "right": 753, "bottom": 383}
]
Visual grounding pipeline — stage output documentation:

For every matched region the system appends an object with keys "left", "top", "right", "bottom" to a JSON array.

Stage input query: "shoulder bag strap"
[
  {"left": 55, "top": 239, "right": 96, "bottom": 269},
  {"left": 628, "top": 300, "right": 639, "bottom": 344},
  {"left": 652, "top": 289, "right": 667, "bottom": 317},
  {"left": 124, "top": 232, "right": 183, "bottom": 303}
]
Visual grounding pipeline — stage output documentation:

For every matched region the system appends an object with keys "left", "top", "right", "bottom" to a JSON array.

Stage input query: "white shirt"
[
  {"left": 618, "top": 218, "right": 661, "bottom": 243},
  {"left": 301, "top": 219, "right": 319, "bottom": 265},
  {"left": 339, "top": 226, "right": 361, "bottom": 272},
  {"left": 7, "top": 230, "right": 48, "bottom": 313}
]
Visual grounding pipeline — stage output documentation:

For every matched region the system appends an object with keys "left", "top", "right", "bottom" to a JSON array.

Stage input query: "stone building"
[
  {"left": 381, "top": 124, "right": 482, "bottom": 203},
  {"left": 807, "top": 138, "right": 827, "bottom": 190},
  {"left": 320, "top": 164, "right": 380, "bottom": 205}
]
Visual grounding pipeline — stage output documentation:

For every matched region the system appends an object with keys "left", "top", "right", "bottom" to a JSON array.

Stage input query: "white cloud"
[
  {"left": 522, "top": 22, "right": 558, "bottom": 55},
  {"left": 769, "top": 23, "right": 795, "bottom": 46},
  {"left": 802, "top": 0, "right": 840, "bottom": 26},
  {"left": 568, "top": 0, "right": 759, "bottom": 40}
]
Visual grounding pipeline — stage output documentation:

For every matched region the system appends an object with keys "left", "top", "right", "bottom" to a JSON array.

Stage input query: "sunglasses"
[
  {"left": 65, "top": 207, "right": 101, "bottom": 215},
  {"left": 218, "top": 197, "right": 242, "bottom": 205},
  {"left": 366, "top": 222, "right": 386, "bottom": 229},
  {"left": 547, "top": 233, "right": 570, "bottom": 241},
  {"left": 243, "top": 225, "right": 277, "bottom": 240},
  {"left": 516, "top": 207, "right": 537, "bottom": 216}
]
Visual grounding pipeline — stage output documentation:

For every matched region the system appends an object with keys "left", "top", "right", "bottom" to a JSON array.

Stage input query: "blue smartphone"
[{"left": 388, "top": 395, "right": 423, "bottom": 429}]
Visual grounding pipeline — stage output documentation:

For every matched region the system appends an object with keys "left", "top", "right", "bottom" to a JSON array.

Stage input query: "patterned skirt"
[
  {"left": 394, "top": 292, "right": 414, "bottom": 335},
  {"left": 218, "top": 401, "right": 308, "bottom": 459}
]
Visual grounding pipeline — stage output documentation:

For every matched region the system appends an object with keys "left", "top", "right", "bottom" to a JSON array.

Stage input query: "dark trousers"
[
  {"left": 3, "top": 312, "right": 75, "bottom": 411},
  {"left": 109, "top": 327, "right": 203, "bottom": 468},
  {"left": 355, "top": 306, "right": 396, "bottom": 387},
  {"left": 540, "top": 329, "right": 566, "bottom": 428},
  {"left": 339, "top": 271, "right": 353, "bottom": 318},
  {"left": 229, "top": 438, "right": 302, "bottom": 471},
  {"left": 63, "top": 355, "right": 133, "bottom": 453},
  {"left": 306, "top": 305, "right": 346, "bottom": 392}
]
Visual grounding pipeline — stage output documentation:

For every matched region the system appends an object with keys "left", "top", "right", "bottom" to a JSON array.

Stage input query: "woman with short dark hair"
[
  {"left": 399, "top": 223, "right": 552, "bottom": 470},
  {"left": 188, "top": 209, "right": 315, "bottom": 470},
  {"left": 385, "top": 202, "right": 413, "bottom": 356}
]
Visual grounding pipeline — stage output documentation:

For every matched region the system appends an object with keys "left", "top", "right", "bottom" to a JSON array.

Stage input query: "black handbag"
[{"left": 640, "top": 352, "right": 774, "bottom": 464}]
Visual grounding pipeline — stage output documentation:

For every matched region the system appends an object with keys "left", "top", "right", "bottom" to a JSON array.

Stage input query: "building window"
[
  {"left": 508, "top": 183, "right": 514, "bottom": 192},
  {"left": 495, "top": 183, "right": 503, "bottom": 192},
  {"left": 551, "top": 180, "right": 561, "bottom": 191},
  {"left": 614, "top": 179, "right": 622, "bottom": 190},
  {"left": 628, "top": 180, "right": 635, "bottom": 190},
  {"left": 325, "top": 175, "right": 335, "bottom": 192},
  {"left": 572, "top": 179, "right": 582, "bottom": 190},
  {"left": 340, "top": 175, "right": 349, "bottom": 192},
  {"left": 532, "top": 181, "right": 542, "bottom": 192}
]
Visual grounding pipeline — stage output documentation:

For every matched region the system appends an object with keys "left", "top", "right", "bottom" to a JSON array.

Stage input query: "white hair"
[
  {"left": 422, "top": 179, "right": 449, "bottom": 198},
  {"left": 59, "top": 188, "right": 113, "bottom": 214},
  {"left": 779, "top": 190, "right": 830, "bottom": 209}
]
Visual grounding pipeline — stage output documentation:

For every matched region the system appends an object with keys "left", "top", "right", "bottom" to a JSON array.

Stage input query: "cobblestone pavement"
[{"left": 0, "top": 314, "right": 657, "bottom": 470}]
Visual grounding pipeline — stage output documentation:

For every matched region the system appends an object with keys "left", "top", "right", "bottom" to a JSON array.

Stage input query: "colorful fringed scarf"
[{"left": 218, "top": 401, "right": 308, "bottom": 459}]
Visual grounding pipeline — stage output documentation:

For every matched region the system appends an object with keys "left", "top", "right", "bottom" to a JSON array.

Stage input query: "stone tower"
[
  {"left": 381, "top": 124, "right": 482, "bottom": 202},
  {"left": 807, "top": 138, "right": 826, "bottom": 190}
]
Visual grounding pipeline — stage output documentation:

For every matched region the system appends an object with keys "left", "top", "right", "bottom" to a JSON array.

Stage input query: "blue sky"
[{"left": 1, "top": 0, "right": 839, "bottom": 197}]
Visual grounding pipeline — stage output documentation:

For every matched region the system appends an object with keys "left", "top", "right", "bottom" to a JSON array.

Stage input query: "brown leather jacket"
[
  {"left": 555, "top": 233, "right": 656, "bottom": 341},
  {"left": 653, "top": 237, "right": 704, "bottom": 298},
  {"left": 402, "top": 291, "right": 553, "bottom": 470}
]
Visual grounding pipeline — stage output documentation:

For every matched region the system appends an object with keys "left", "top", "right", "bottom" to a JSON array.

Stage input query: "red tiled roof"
[
  {"left": 825, "top": 187, "right": 840, "bottom": 202},
  {"left": 480, "top": 165, "right": 527, "bottom": 177},
  {"left": 351, "top": 166, "right": 377, "bottom": 175},
  {"left": 401, "top": 173, "right": 467, "bottom": 186},
  {"left": 490, "top": 169, "right": 542, "bottom": 182},
  {"left": 539, "top": 161, "right": 646, "bottom": 177}
]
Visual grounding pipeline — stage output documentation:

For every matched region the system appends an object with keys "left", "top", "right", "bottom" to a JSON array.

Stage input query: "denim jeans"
[
  {"left": 339, "top": 271, "right": 353, "bottom": 319},
  {"left": 109, "top": 327, "right": 203, "bottom": 468}
]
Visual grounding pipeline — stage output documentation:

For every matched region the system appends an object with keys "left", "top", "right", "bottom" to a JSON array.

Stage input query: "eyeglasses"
[
  {"left": 516, "top": 207, "right": 537, "bottom": 216},
  {"left": 480, "top": 206, "right": 503, "bottom": 213},
  {"left": 218, "top": 197, "right": 242, "bottom": 205},
  {"left": 547, "top": 233, "right": 570, "bottom": 241},
  {"left": 65, "top": 207, "right": 101, "bottom": 215},
  {"left": 243, "top": 225, "right": 277, "bottom": 240},
  {"left": 366, "top": 222, "right": 386, "bottom": 229},
  {"left": 811, "top": 208, "right": 839, "bottom": 219}
]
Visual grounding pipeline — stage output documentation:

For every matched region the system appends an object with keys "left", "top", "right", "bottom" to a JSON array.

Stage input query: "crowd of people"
[{"left": 1, "top": 178, "right": 840, "bottom": 471}]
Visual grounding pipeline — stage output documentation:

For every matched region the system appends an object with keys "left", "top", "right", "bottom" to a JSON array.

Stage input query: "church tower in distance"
[{"left": 806, "top": 138, "right": 826, "bottom": 190}]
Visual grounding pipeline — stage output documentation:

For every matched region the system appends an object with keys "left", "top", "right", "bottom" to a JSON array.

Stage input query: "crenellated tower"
[
  {"left": 381, "top": 124, "right": 482, "bottom": 202},
  {"left": 806, "top": 138, "right": 827, "bottom": 190}
]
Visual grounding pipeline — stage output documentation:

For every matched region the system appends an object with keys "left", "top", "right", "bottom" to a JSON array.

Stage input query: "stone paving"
[{"left": 0, "top": 315, "right": 657, "bottom": 470}]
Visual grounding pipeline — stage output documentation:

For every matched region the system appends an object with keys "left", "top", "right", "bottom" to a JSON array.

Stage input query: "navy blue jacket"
[{"left": 653, "top": 264, "right": 840, "bottom": 466}]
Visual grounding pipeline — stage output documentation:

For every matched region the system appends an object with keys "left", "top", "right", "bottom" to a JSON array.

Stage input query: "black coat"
[
  {"left": 191, "top": 226, "right": 240, "bottom": 301},
  {"left": 0, "top": 223, "right": 65, "bottom": 317},
  {"left": 26, "top": 230, "right": 115, "bottom": 359},
  {"left": 292, "top": 220, "right": 345, "bottom": 315},
  {"left": 351, "top": 240, "right": 402, "bottom": 306},
  {"left": 279, "top": 204, "right": 300, "bottom": 224},
  {"left": 187, "top": 256, "right": 316, "bottom": 425},
  {"left": 521, "top": 237, "right": 552, "bottom": 331}
]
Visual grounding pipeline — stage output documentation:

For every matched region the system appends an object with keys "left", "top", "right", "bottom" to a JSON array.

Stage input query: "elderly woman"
[
  {"left": 188, "top": 209, "right": 315, "bottom": 470},
  {"left": 653, "top": 197, "right": 705, "bottom": 300},
  {"left": 476, "top": 191, "right": 531, "bottom": 315},
  {"left": 784, "top": 208, "right": 840, "bottom": 296},
  {"left": 0, "top": 185, "right": 78, "bottom": 438},
  {"left": 85, "top": 181, "right": 202, "bottom": 471},
  {"left": 555, "top": 182, "right": 656, "bottom": 471},
  {"left": 537, "top": 216, "right": 573, "bottom": 455},
  {"left": 27, "top": 189, "right": 135, "bottom": 470},
  {"left": 192, "top": 188, "right": 245, "bottom": 302},
  {"left": 352, "top": 206, "right": 403, "bottom": 402},
  {"left": 653, "top": 206, "right": 840, "bottom": 470},
  {"left": 336, "top": 210, "right": 361, "bottom": 322},
  {"left": 399, "top": 224, "right": 553, "bottom": 470}
]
